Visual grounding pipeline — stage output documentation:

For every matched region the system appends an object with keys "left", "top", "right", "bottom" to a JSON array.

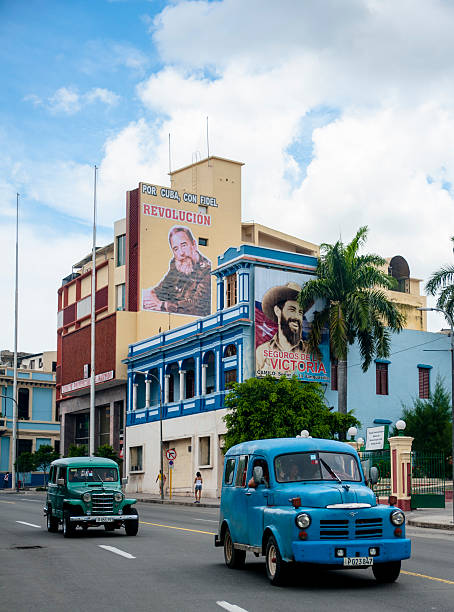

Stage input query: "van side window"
[
  {"left": 57, "top": 466, "right": 67, "bottom": 484},
  {"left": 235, "top": 455, "right": 249, "bottom": 487},
  {"left": 49, "top": 466, "right": 56, "bottom": 484},
  {"left": 251, "top": 458, "right": 270, "bottom": 486},
  {"left": 224, "top": 458, "right": 236, "bottom": 485}
]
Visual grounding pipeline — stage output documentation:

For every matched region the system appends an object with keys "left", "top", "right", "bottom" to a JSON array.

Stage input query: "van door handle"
[{"left": 245, "top": 491, "right": 252, "bottom": 496}]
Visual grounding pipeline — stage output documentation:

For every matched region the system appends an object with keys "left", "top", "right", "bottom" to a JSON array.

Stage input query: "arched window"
[{"left": 224, "top": 344, "right": 237, "bottom": 358}]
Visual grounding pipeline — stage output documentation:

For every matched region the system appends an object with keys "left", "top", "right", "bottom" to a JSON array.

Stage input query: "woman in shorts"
[{"left": 194, "top": 471, "right": 203, "bottom": 503}]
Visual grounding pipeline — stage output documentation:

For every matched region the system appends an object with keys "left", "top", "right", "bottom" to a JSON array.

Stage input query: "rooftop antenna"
[{"left": 206, "top": 116, "right": 211, "bottom": 165}]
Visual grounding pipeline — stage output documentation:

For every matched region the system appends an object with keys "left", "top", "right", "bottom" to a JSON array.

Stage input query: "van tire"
[
  {"left": 265, "top": 535, "right": 287, "bottom": 586},
  {"left": 63, "top": 510, "right": 76, "bottom": 538},
  {"left": 372, "top": 561, "right": 401, "bottom": 583},
  {"left": 47, "top": 509, "right": 59, "bottom": 533},
  {"left": 125, "top": 509, "right": 139, "bottom": 536},
  {"left": 223, "top": 527, "right": 245, "bottom": 569}
]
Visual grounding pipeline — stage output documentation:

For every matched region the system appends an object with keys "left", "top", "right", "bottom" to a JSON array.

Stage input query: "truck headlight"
[
  {"left": 114, "top": 492, "right": 123, "bottom": 503},
  {"left": 83, "top": 492, "right": 91, "bottom": 503},
  {"left": 390, "top": 510, "right": 405, "bottom": 526},
  {"left": 295, "top": 513, "right": 311, "bottom": 529}
]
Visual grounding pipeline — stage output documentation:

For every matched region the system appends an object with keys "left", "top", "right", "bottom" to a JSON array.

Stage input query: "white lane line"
[
  {"left": 16, "top": 521, "right": 41, "bottom": 529},
  {"left": 217, "top": 602, "right": 248, "bottom": 612},
  {"left": 193, "top": 518, "right": 218, "bottom": 523},
  {"left": 98, "top": 545, "right": 136, "bottom": 559}
]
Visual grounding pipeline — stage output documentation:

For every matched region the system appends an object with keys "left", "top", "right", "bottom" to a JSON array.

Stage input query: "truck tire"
[
  {"left": 63, "top": 510, "right": 76, "bottom": 538},
  {"left": 372, "top": 561, "right": 401, "bottom": 583},
  {"left": 223, "top": 527, "right": 245, "bottom": 569},
  {"left": 47, "top": 508, "right": 59, "bottom": 533},
  {"left": 125, "top": 509, "right": 139, "bottom": 536},
  {"left": 265, "top": 535, "right": 288, "bottom": 586}
]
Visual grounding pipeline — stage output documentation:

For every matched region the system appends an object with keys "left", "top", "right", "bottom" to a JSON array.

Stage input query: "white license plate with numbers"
[
  {"left": 96, "top": 517, "right": 114, "bottom": 523},
  {"left": 343, "top": 557, "right": 373, "bottom": 566}
]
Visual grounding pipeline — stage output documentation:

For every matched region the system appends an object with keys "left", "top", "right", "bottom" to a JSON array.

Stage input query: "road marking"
[
  {"left": 16, "top": 521, "right": 41, "bottom": 529},
  {"left": 0, "top": 500, "right": 15, "bottom": 504},
  {"left": 217, "top": 602, "right": 248, "bottom": 612},
  {"left": 140, "top": 520, "right": 215, "bottom": 535},
  {"left": 193, "top": 518, "right": 218, "bottom": 523},
  {"left": 98, "top": 545, "right": 136, "bottom": 559},
  {"left": 401, "top": 570, "right": 454, "bottom": 585}
]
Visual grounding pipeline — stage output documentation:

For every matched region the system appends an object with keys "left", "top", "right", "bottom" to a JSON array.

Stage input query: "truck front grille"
[
  {"left": 355, "top": 518, "right": 383, "bottom": 538},
  {"left": 91, "top": 493, "right": 114, "bottom": 514},
  {"left": 320, "top": 519, "right": 349, "bottom": 539},
  {"left": 318, "top": 517, "right": 383, "bottom": 539}
]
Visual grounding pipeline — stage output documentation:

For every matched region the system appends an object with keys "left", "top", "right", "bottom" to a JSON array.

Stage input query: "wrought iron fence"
[
  {"left": 411, "top": 451, "right": 446, "bottom": 509},
  {"left": 360, "top": 449, "right": 391, "bottom": 498}
]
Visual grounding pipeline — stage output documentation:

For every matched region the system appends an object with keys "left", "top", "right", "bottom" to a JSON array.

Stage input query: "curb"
[
  {"left": 136, "top": 497, "right": 220, "bottom": 509},
  {"left": 407, "top": 518, "right": 454, "bottom": 531}
]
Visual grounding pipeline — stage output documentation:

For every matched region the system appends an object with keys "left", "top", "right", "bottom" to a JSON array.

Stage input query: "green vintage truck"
[{"left": 44, "top": 457, "right": 139, "bottom": 537}]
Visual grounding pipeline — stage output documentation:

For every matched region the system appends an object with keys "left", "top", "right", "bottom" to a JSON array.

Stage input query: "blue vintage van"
[{"left": 215, "top": 438, "right": 411, "bottom": 585}]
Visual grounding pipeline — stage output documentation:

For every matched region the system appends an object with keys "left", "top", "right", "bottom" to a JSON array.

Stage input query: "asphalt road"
[{"left": 0, "top": 495, "right": 453, "bottom": 612}]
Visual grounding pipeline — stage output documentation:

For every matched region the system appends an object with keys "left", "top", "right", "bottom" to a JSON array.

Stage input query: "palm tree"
[
  {"left": 298, "top": 226, "right": 406, "bottom": 414},
  {"left": 425, "top": 236, "right": 454, "bottom": 320}
]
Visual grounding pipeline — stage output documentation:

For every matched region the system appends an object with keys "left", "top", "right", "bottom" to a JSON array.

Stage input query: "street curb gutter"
[
  {"left": 136, "top": 497, "right": 220, "bottom": 509},
  {"left": 407, "top": 519, "right": 454, "bottom": 531}
]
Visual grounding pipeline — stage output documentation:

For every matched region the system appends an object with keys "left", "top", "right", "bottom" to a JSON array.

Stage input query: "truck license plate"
[
  {"left": 343, "top": 557, "right": 373, "bottom": 567},
  {"left": 96, "top": 517, "right": 114, "bottom": 523}
]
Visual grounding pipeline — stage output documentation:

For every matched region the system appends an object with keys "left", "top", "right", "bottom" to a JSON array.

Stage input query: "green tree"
[
  {"left": 68, "top": 444, "right": 88, "bottom": 457},
  {"left": 223, "top": 376, "right": 359, "bottom": 452},
  {"left": 298, "top": 226, "right": 405, "bottom": 414},
  {"left": 94, "top": 444, "right": 123, "bottom": 467},
  {"left": 425, "top": 235, "right": 454, "bottom": 321},
  {"left": 400, "top": 377, "right": 452, "bottom": 459},
  {"left": 33, "top": 444, "right": 60, "bottom": 485},
  {"left": 15, "top": 451, "right": 35, "bottom": 474}
]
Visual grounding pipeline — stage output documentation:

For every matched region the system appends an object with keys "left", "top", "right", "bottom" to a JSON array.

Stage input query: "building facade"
[{"left": 0, "top": 356, "right": 59, "bottom": 487}]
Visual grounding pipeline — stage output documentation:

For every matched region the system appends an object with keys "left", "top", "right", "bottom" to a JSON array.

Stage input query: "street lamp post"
[
  {"left": 135, "top": 370, "right": 164, "bottom": 501},
  {"left": 419, "top": 306, "right": 454, "bottom": 524}
]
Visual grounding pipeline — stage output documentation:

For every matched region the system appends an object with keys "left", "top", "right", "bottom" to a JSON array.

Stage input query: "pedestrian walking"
[
  {"left": 3, "top": 473, "right": 9, "bottom": 489},
  {"left": 194, "top": 471, "right": 203, "bottom": 503},
  {"left": 156, "top": 470, "right": 166, "bottom": 495}
]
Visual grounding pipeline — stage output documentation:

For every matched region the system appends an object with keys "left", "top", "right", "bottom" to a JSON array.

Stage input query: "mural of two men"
[{"left": 142, "top": 226, "right": 211, "bottom": 317}]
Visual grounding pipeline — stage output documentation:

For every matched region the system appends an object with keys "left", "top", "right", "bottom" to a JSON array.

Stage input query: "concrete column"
[
  {"left": 215, "top": 350, "right": 221, "bottom": 392},
  {"left": 201, "top": 364, "right": 208, "bottom": 395},
  {"left": 164, "top": 375, "right": 170, "bottom": 403},
  {"left": 132, "top": 384, "right": 138, "bottom": 411},
  {"left": 179, "top": 370, "right": 186, "bottom": 402},
  {"left": 145, "top": 379, "right": 151, "bottom": 409},
  {"left": 389, "top": 435, "right": 414, "bottom": 512}
]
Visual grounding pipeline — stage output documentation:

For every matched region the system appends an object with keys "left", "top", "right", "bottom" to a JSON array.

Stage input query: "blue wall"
[
  {"left": 324, "top": 329, "right": 451, "bottom": 435},
  {"left": 32, "top": 387, "right": 53, "bottom": 421},
  {"left": 1, "top": 437, "right": 10, "bottom": 471}
]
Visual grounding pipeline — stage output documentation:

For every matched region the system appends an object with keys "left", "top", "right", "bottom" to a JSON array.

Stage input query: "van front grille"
[{"left": 91, "top": 493, "right": 114, "bottom": 514}]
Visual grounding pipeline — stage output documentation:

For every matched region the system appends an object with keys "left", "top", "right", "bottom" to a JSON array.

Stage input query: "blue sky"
[{"left": 1, "top": 0, "right": 454, "bottom": 351}]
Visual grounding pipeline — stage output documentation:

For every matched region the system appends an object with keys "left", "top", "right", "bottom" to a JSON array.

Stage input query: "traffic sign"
[
  {"left": 166, "top": 449, "right": 177, "bottom": 461},
  {"left": 169, "top": 460, "right": 174, "bottom": 467}
]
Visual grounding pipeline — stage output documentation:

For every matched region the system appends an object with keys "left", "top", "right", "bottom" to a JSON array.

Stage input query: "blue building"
[{"left": 124, "top": 245, "right": 450, "bottom": 497}]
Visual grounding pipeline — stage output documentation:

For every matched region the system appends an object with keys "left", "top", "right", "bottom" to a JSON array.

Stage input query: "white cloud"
[
  {"left": 25, "top": 86, "right": 120, "bottom": 115},
  {"left": 85, "top": 87, "right": 120, "bottom": 106},
  {"left": 48, "top": 87, "right": 81, "bottom": 114}
]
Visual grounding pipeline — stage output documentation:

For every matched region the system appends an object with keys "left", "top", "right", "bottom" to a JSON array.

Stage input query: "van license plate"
[
  {"left": 96, "top": 517, "right": 114, "bottom": 523},
  {"left": 343, "top": 557, "right": 373, "bottom": 566}
]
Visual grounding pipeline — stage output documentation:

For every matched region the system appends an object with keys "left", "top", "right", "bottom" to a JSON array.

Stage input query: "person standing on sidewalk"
[
  {"left": 156, "top": 470, "right": 166, "bottom": 496},
  {"left": 194, "top": 471, "right": 203, "bottom": 503}
]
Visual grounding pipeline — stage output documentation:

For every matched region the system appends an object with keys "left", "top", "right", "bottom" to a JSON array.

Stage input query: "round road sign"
[{"left": 166, "top": 449, "right": 177, "bottom": 461}]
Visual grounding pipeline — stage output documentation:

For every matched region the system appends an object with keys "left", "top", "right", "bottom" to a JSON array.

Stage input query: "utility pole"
[
  {"left": 89, "top": 166, "right": 98, "bottom": 456},
  {"left": 12, "top": 193, "right": 19, "bottom": 491}
]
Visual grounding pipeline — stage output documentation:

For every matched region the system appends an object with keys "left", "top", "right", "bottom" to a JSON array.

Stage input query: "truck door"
[
  {"left": 229, "top": 454, "right": 249, "bottom": 544},
  {"left": 246, "top": 456, "right": 270, "bottom": 547}
]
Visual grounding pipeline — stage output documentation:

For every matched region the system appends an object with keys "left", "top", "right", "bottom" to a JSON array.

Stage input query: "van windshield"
[
  {"left": 67, "top": 467, "right": 118, "bottom": 483},
  {"left": 274, "top": 452, "right": 361, "bottom": 483}
]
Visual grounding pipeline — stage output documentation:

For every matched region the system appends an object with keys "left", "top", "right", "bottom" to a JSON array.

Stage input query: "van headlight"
[
  {"left": 295, "top": 513, "right": 311, "bottom": 529},
  {"left": 83, "top": 492, "right": 91, "bottom": 503},
  {"left": 390, "top": 510, "right": 405, "bottom": 526},
  {"left": 114, "top": 492, "right": 123, "bottom": 503}
]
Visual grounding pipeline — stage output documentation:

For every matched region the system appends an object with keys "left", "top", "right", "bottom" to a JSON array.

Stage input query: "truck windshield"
[
  {"left": 67, "top": 467, "right": 118, "bottom": 483},
  {"left": 274, "top": 452, "right": 361, "bottom": 483}
]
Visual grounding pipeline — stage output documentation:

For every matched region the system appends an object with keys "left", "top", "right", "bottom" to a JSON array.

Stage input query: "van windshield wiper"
[{"left": 320, "top": 458, "right": 342, "bottom": 484}]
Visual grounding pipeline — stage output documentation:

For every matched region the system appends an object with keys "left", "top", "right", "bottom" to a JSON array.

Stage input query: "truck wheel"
[
  {"left": 265, "top": 535, "right": 287, "bottom": 586},
  {"left": 63, "top": 510, "right": 76, "bottom": 538},
  {"left": 223, "top": 527, "right": 245, "bottom": 569},
  {"left": 372, "top": 561, "right": 401, "bottom": 583},
  {"left": 46, "top": 509, "right": 59, "bottom": 533},
  {"left": 125, "top": 509, "right": 139, "bottom": 536}
]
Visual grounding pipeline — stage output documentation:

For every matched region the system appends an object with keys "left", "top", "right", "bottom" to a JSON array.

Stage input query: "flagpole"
[
  {"left": 12, "top": 193, "right": 19, "bottom": 490},
  {"left": 89, "top": 166, "right": 97, "bottom": 457}
]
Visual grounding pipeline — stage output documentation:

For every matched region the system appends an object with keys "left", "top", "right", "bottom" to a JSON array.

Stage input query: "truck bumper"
[
  {"left": 292, "top": 538, "right": 411, "bottom": 565},
  {"left": 69, "top": 514, "right": 138, "bottom": 522}
]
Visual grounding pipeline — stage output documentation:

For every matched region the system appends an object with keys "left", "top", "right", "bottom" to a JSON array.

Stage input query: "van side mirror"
[
  {"left": 253, "top": 466, "right": 264, "bottom": 486},
  {"left": 57, "top": 478, "right": 65, "bottom": 486},
  {"left": 369, "top": 466, "right": 379, "bottom": 485},
  {"left": 122, "top": 477, "right": 128, "bottom": 485}
]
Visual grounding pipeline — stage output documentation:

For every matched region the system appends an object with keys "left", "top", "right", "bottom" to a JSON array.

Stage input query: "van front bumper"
[
  {"left": 292, "top": 538, "right": 411, "bottom": 565},
  {"left": 69, "top": 514, "right": 138, "bottom": 522}
]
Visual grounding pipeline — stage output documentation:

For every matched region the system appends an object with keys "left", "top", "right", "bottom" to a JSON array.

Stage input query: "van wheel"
[
  {"left": 223, "top": 527, "right": 245, "bottom": 569},
  {"left": 47, "top": 509, "right": 59, "bottom": 533},
  {"left": 265, "top": 535, "right": 287, "bottom": 586},
  {"left": 63, "top": 510, "right": 76, "bottom": 538},
  {"left": 372, "top": 561, "right": 401, "bottom": 583},
  {"left": 125, "top": 509, "right": 139, "bottom": 536}
]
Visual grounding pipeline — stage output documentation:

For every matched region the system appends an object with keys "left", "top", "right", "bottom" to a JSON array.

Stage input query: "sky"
[{"left": 1, "top": 0, "right": 454, "bottom": 352}]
